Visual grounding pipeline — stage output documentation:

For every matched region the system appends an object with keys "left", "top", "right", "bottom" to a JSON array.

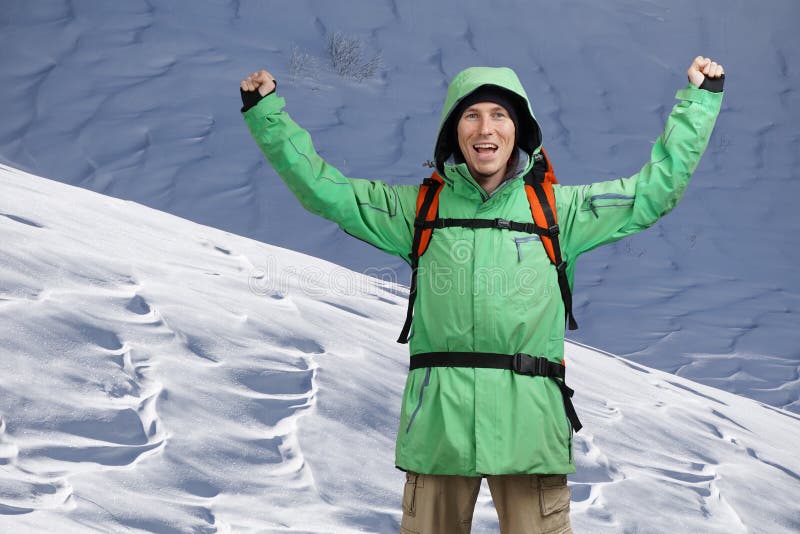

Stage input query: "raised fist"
[
  {"left": 688, "top": 56, "right": 724, "bottom": 88},
  {"left": 241, "top": 69, "right": 276, "bottom": 97}
]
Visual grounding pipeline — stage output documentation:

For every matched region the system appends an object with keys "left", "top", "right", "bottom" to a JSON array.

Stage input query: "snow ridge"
[{"left": 1, "top": 85, "right": 800, "bottom": 532}]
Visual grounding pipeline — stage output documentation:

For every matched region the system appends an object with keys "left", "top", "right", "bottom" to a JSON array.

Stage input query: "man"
[{"left": 241, "top": 56, "right": 724, "bottom": 533}]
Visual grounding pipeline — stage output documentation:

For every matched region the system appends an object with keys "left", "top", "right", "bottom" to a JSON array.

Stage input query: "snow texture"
[
  {"left": 0, "top": 0, "right": 797, "bottom": 415},
  {"left": 1, "top": 164, "right": 799, "bottom": 532},
  {"left": 0, "top": 0, "right": 798, "bottom": 531}
]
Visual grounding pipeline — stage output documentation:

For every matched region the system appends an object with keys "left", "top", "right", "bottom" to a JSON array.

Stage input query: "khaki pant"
[{"left": 400, "top": 472, "right": 572, "bottom": 534}]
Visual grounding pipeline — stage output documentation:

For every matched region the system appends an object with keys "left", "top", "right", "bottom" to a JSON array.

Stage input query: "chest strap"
[
  {"left": 415, "top": 217, "right": 558, "bottom": 236},
  {"left": 409, "top": 351, "right": 582, "bottom": 432}
]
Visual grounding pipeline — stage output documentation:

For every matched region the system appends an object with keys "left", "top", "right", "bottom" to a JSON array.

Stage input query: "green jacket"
[{"left": 243, "top": 67, "right": 723, "bottom": 476}]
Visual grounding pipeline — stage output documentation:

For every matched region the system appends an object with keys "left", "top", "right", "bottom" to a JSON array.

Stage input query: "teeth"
[{"left": 474, "top": 144, "right": 497, "bottom": 149}]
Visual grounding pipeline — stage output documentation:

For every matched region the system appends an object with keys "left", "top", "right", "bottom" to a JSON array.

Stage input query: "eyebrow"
[{"left": 463, "top": 105, "right": 507, "bottom": 114}]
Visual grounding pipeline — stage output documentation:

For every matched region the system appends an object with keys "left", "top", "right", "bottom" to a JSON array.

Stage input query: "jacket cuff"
[
  {"left": 242, "top": 93, "right": 287, "bottom": 137},
  {"left": 675, "top": 82, "right": 724, "bottom": 105},
  {"left": 241, "top": 91, "right": 285, "bottom": 118}
]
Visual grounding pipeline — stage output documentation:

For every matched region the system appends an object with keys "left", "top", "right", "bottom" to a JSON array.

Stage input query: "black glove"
[
  {"left": 698, "top": 73, "right": 725, "bottom": 93},
  {"left": 240, "top": 81, "right": 276, "bottom": 113}
]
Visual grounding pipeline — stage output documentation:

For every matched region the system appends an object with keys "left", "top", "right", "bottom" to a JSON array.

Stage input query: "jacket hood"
[{"left": 434, "top": 67, "right": 543, "bottom": 175}]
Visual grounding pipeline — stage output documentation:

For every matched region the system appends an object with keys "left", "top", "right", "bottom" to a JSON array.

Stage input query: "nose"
[{"left": 479, "top": 117, "right": 493, "bottom": 136}]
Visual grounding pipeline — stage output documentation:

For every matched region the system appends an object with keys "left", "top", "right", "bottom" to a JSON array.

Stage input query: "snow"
[
  {"left": 0, "top": 0, "right": 798, "bottom": 531},
  {"left": 1, "top": 164, "right": 799, "bottom": 532},
  {"left": 1, "top": 0, "right": 797, "bottom": 416}
]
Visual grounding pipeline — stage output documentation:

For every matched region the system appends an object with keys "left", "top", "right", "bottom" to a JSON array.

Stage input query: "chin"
[{"left": 473, "top": 165, "right": 503, "bottom": 178}]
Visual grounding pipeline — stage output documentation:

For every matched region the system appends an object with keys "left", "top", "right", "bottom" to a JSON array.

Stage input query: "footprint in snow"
[{"left": 125, "top": 294, "right": 151, "bottom": 315}]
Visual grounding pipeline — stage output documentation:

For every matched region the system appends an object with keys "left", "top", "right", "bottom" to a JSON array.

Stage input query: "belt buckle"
[
  {"left": 512, "top": 353, "right": 534, "bottom": 375},
  {"left": 534, "top": 357, "right": 547, "bottom": 376},
  {"left": 513, "top": 353, "right": 550, "bottom": 377},
  {"left": 495, "top": 218, "right": 511, "bottom": 229}
]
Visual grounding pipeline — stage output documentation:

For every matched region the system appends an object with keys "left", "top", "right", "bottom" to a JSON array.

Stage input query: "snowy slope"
[
  {"left": 1, "top": 165, "right": 798, "bottom": 533},
  {"left": 0, "top": 0, "right": 798, "bottom": 414}
]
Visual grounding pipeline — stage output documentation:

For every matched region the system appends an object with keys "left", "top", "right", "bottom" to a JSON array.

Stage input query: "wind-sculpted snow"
[
  {"left": 1, "top": 165, "right": 799, "bottom": 532},
  {"left": 0, "top": 0, "right": 797, "bottom": 415},
  {"left": 0, "top": 164, "right": 408, "bottom": 531}
]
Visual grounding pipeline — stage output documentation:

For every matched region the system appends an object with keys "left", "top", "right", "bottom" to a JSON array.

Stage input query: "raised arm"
[
  {"left": 556, "top": 57, "right": 725, "bottom": 259},
  {"left": 240, "top": 69, "right": 417, "bottom": 262}
]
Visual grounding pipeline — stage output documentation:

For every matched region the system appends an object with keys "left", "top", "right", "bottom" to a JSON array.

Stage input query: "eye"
[
  {"left": 464, "top": 112, "right": 478, "bottom": 119},
  {"left": 493, "top": 111, "right": 507, "bottom": 119}
]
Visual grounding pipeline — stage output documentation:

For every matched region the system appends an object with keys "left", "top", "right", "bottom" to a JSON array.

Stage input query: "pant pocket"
[
  {"left": 538, "top": 474, "right": 569, "bottom": 515},
  {"left": 402, "top": 472, "right": 423, "bottom": 517},
  {"left": 401, "top": 472, "right": 424, "bottom": 534},
  {"left": 537, "top": 474, "right": 572, "bottom": 534}
]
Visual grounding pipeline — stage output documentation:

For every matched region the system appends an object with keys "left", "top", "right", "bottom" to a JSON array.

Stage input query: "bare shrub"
[
  {"left": 326, "top": 31, "right": 382, "bottom": 81},
  {"left": 289, "top": 44, "right": 320, "bottom": 81}
]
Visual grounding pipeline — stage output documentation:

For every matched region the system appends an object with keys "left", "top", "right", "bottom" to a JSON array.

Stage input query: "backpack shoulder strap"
[
  {"left": 524, "top": 148, "right": 579, "bottom": 330},
  {"left": 397, "top": 172, "right": 444, "bottom": 344},
  {"left": 533, "top": 147, "right": 559, "bottom": 186},
  {"left": 413, "top": 172, "right": 445, "bottom": 259}
]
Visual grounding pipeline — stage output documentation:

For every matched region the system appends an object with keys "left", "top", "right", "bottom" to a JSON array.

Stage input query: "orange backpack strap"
[
  {"left": 524, "top": 149, "right": 578, "bottom": 330},
  {"left": 398, "top": 172, "right": 444, "bottom": 344},
  {"left": 538, "top": 147, "right": 558, "bottom": 185},
  {"left": 414, "top": 172, "right": 444, "bottom": 258}
]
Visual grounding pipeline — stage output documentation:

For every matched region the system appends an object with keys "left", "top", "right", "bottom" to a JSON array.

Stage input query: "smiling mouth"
[
  {"left": 473, "top": 143, "right": 498, "bottom": 154},
  {"left": 472, "top": 143, "right": 497, "bottom": 154}
]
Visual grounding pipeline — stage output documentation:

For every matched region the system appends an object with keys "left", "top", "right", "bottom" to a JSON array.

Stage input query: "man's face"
[{"left": 456, "top": 102, "right": 516, "bottom": 183}]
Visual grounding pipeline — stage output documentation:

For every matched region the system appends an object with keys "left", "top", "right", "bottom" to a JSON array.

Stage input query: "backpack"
[{"left": 397, "top": 148, "right": 578, "bottom": 344}]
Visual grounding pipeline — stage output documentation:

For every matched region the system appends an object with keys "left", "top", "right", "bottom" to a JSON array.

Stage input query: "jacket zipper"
[
  {"left": 585, "top": 193, "right": 635, "bottom": 218},
  {"left": 455, "top": 166, "right": 520, "bottom": 203},
  {"left": 456, "top": 166, "right": 489, "bottom": 201},
  {"left": 406, "top": 367, "right": 432, "bottom": 433},
  {"left": 568, "top": 420, "right": 573, "bottom": 463}
]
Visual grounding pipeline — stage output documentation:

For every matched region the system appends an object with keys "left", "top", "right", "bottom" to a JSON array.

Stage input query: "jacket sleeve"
[
  {"left": 555, "top": 83, "right": 723, "bottom": 259},
  {"left": 242, "top": 92, "right": 417, "bottom": 262}
]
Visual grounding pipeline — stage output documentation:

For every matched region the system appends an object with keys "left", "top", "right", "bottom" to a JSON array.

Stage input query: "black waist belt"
[{"left": 409, "top": 351, "right": 582, "bottom": 432}]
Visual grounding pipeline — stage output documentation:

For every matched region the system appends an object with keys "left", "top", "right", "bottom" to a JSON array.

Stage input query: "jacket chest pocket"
[
  {"left": 513, "top": 235, "right": 541, "bottom": 262},
  {"left": 508, "top": 234, "right": 557, "bottom": 312}
]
